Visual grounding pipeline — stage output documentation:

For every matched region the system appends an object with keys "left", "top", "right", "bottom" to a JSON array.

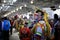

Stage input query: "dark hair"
[
  {"left": 25, "top": 22, "right": 28, "bottom": 25},
  {"left": 50, "top": 6, "right": 56, "bottom": 11},
  {"left": 36, "top": 10, "right": 44, "bottom": 16},
  {"left": 4, "top": 17, "right": 8, "bottom": 20},
  {"left": 50, "top": 6, "right": 55, "bottom": 8},
  {"left": 24, "top": 22, "right": 28, "bottom": 27},
  {"left": 54, "top": 14, "right": 58, "bottom": 20}
]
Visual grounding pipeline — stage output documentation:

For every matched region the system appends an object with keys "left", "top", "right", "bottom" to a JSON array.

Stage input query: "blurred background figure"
[
  {"left": 2, "top": 17, "right": 11, "bottom": 40},
  {"left": 0, "top": 18, "right": 3, "bottom": 40},
  {"left": 10, "top": 18, "right": 14, "bottom": 35},
  {"left": 19, "top": 21, "right": 31, "bottom": 40},
  {"left": 57, "top": 18, "right": 60, "bottom": 40},
  {"left": 54, "top": 14, "right": 59, "bottom": 40}
]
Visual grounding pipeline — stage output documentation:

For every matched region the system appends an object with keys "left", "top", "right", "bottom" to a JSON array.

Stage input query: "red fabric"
[
  {"left": 20, "top": 27, "right": 31, "bottom": 40},
  {"left": 14, "top": 15, "right": 18, "bottom": 19},
  {"left": 11, "top": 21, "right": 14, "bottom": 26},
  {"left": 20, "top": 27, "right": 31, "bottom": 35}
]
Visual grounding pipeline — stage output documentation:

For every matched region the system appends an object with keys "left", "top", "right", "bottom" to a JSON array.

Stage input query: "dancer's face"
[{"left": 38, "top": 12, "right": 41, "bottom": 16}]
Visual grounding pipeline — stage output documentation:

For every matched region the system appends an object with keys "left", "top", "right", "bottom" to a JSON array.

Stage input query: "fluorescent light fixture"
[
  {"left": 59, "top": 5, "right": 60, "bottom": 8},
  {"left": 24, "top": 4, "right": 27, "bottom": 7},
  {"left": 3, "top": 0, "right": 6, "bottom": 3},
  {"left": 16, "top": 8, "right": 18, "bottom": 11},
  {"left": 5, "top": 6, "right": 10, "bottom": 11},
  {"left": 11, "top": 11, "right": 13, "bottom": 13},
  {"left": 3, "top": 10, "right": 16, "bottom": 17},
  {"left": 3, "top": 9, "right": 16, "bottom": 17},
  {"left": 13, "top": 0, "right": 17, "bottom": 2},
  {"left": 20, "top": 6, "right": 23, "bottom": 9},
  {"left": 0, "top": 7, "right": 2, "bottom": 9},
  {"left": 13, "top": 10, "right": 15, "bottom": 12},
  {"left": 30, "top": 1, "right": 33, "bottom": 4},
  {"left": 2, "top": 4, "right": 4, "bottom": 7},
  {"left": 10, "top": 3, "right": 13, "bottom": 5},
  {"left": 4, "top": 12, "right": 11, "bottom": 17},
  {"left": 11, "top": 10, "right": 15, "bottom": 13}
]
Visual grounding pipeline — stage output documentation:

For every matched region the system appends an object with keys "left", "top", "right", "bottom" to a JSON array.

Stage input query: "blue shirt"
[{"left": 3, "top": 20, "right": 11, "bottom": 31}]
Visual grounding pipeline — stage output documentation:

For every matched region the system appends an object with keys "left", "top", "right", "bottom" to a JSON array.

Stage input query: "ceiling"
[{"left": 0, "top": 0, "right": 60, "bottom": 17}]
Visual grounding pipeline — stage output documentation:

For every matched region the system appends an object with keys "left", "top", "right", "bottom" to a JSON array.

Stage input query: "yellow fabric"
[
  {"left": 31, "top": 23, "right": 44, "bottom": 34},
  {"left": 19, "top": 18, "right": 25, "bottom": 28},
  {"left": 15, "top": 21, "right": 18, "bottom": 30},
  {"left": 44, "top": 12, "right": 51, "bottom": 36},
  {"left": 19, "top": 25, "right": 24, "bottom": 28},
  {"left": 31, "top": 23, "right": 37, "bottom": 34}
]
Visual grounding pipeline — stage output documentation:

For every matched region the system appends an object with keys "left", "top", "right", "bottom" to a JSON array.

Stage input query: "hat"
[{"left": 50, "top": 6, "right": 56, "bottom": 11}]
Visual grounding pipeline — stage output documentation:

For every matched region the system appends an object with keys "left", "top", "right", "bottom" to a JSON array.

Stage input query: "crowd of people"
[{"left": 0, "top": 9, "right": 60, "bottom": 40}]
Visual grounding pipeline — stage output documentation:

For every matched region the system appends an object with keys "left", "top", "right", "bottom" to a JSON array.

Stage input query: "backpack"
[{"left": 3, "top": 20, "right": 11, "bottom": 31}]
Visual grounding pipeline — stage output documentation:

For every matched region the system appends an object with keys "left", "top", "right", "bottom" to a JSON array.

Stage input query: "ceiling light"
[
  {"left": 24, "top": 4, "right": 27, "bottom": 7},
  {"left": 4, "top": 12, "right": 11, "bottom": 17},
  {"left": 16, "top": 8, "right": 18, "bottom": 11},
  {"left": 13, "top": 10, "right": 15, "bottom": 12},
  {"left": 59, "top": 5, "right": 60, "bottom": 8},
  {"left": 30, "top": 1, "right": 34, "bottom": 4},
  {"left": 3, "top": 0, "right": 6, "bottom": 3},
  {"left": 20, "top": 6, "right": 23, "bottom": 9},
  {"left": 13, "top": 0, "right": 17, "bottom": 3},
  {"left": 10, "top": 10, "right": 15, "bottom": 13},
  {"left": 11, "top": 11, "right": 13, "bottom": 13},
  {"left": 2, "top": 4, "right": 4, "bottom": 7},
  {"left": 10, "top": 3, "right": 13, "bottom": 5},
  {"left": 3, "top": 10, "right": 15, "bottom": 17},
  {"left": 0, "top": 7, "right": 2, "bottom": 9}
]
